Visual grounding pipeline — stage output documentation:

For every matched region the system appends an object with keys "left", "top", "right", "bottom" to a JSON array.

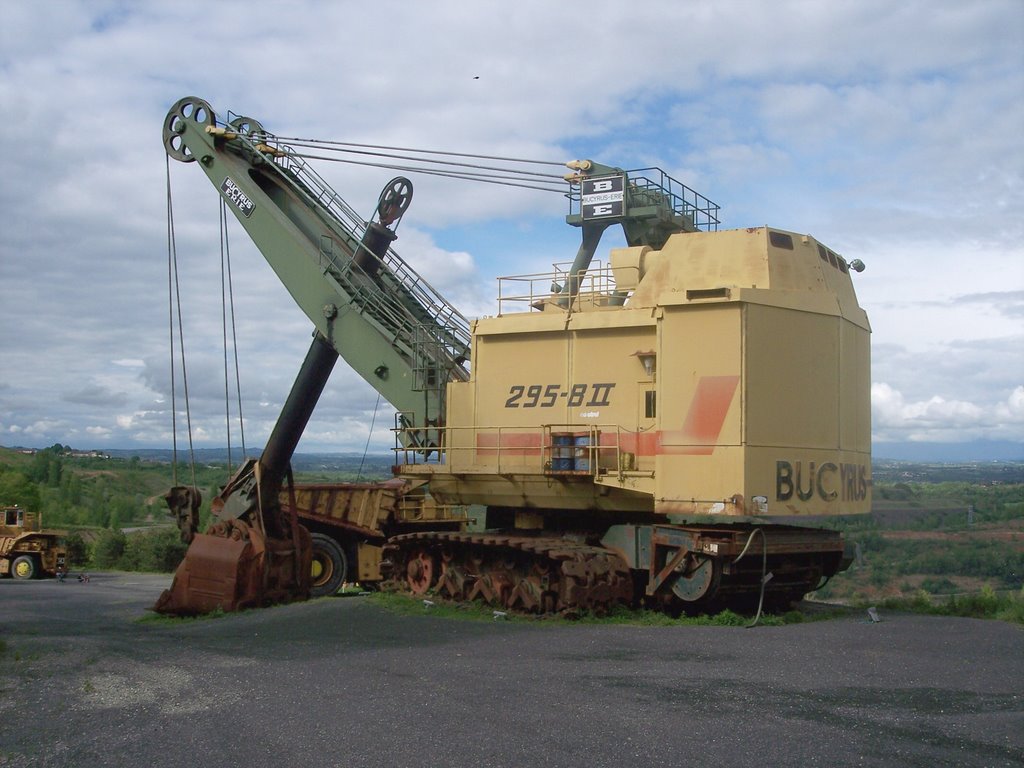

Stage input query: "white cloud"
[
  {"left": 0, "top": 0, "right": 1021, "bottom": 456},
  {"left": 391, "top": 227, "right": 489, "bottom": 318},
  {"left": 996, "top": 386, "right": 1024, "bottom": 423},
  {"left": 873, "top": 382, "right": 1024, "bottom": 442}
]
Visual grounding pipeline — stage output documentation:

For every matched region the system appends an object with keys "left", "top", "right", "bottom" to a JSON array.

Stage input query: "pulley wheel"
[
  {"left": 377, "top": 177, "right": 413, "bottom": 226},
  {"left": 228, "top": 115, "right": 265, "bottom": 138},
  {"left": 163, "top": 96, "right": 216, "bottom": 163}
]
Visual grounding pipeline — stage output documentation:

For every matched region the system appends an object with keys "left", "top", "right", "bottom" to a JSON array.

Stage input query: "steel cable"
[
  {"left": 286, "top": 152, "right": 569, "bottom": 194},
  {"left": 270, "top": 136, "right": 566, "bottom": 168},
  {"left": 165, "top": 156, "right": 198, "bottom": 491},
  {"left": 356, "top": 392, "right": 383, "bottom": 483},
  {"left": 281, "top": 140, "right": 563, "bottom": 180},
  {"left": 219, "top": 200, "right": 247, "bottom": 472},
  {"left": 220, "top": 200, "right": 232, "bottom": 472},
  {"left": 226, "top": 214, "right": 247, "bottom": 459},
  {"left": 263, "top": 135, "right": 571, "bottom": 194}
]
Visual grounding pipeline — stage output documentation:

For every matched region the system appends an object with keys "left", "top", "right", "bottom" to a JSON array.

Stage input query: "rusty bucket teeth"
[
  {"left": 153, "top": 520, "right": 312, "bottom": 616},
  {"left": 153, "top": 531, "right": 256, "bottom": 615}
]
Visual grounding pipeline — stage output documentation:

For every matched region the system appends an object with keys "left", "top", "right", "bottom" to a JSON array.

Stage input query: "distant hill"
[
  {"left": 874, "top": 441, "right": 1024, "bottom": 463},
  {"left": 6, "top": 442, "right": 1023, "bottom": 469},
  {"left": 97, "top": 448, "right": 396, "bottom": 476}
]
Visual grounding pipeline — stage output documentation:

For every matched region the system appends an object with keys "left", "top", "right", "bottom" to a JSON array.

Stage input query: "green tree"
[
  {"left": 121, "top": 529, "right": 187, "bottom": 572},
  {"left": 29, "top": 447, "right": 64, "bottom": 486},
  {"left": 92, "top": 529, "right": 127, "bottom": 568},
  {"left": 65, "top": 532, "right": 89, "bottom": 566},
  {"left": 60, "top": 473, "right": 83, "bottom": 506},
  {"left": 0, "top": 470, "right": 42, "bottom": 512},
  {"left": 47, "top": 456, "right": 63, "bottom": 487}
]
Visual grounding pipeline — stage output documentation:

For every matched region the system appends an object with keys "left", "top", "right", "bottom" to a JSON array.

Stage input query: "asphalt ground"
[{"left": 1, "top": 573, "right": 1021, "bottom": 768}]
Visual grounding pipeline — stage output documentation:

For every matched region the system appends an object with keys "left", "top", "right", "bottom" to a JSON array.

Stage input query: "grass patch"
[
  {"left": 861, "top": 585, "right": 1024, "bottom": 625},
  {"left": 368, "top": 592, "right": 846, "bottom": 627},
  {"left": 337, "top": 583, "right": 368, "bottom": 595},
  {"left": 368, "top": 591, "right": 529, "bottom": 622}
]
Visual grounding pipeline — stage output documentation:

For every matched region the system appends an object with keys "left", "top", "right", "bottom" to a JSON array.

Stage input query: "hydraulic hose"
[{"left": 732, "top": 528, "right": 771, "bottom": 628}]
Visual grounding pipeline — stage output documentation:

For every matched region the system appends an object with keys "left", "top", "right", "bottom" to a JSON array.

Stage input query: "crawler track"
[
  {"left": 383, "top": 525, "right": 846, "bottom": 616},
  {"left": 383, "top": 532, "right": 633, "bottom": 615}
]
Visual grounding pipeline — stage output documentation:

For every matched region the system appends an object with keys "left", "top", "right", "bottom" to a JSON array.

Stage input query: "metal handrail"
[
  {"left": 496, "top": 261, "right": 620, "bottom": 315},
  {"left": 392, "top": 422, "right": 630, "bottom": 477},
  {"left": 566, "top": 166, "right": 720, "bottom": 232}
]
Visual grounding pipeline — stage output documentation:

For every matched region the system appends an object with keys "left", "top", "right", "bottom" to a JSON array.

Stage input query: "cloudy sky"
[{"left": 1, "top": 0, "right": 1022, "bottom": 460}]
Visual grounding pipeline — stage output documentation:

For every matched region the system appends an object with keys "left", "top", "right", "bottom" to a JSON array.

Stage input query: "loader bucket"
[{"left": 153, "top": 518, "right": 312, "bottom": 616}]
